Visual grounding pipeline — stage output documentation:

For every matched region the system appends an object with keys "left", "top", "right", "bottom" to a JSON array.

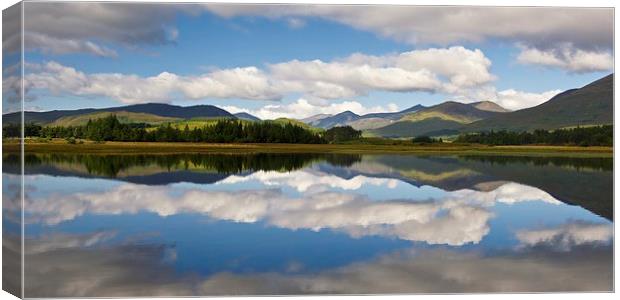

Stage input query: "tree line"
[
  {"left": 3, "top": 115, "right": 363, "bottom": 144},
  {"left": 455, "top": 125, "right": 612, "bottom": 146}
]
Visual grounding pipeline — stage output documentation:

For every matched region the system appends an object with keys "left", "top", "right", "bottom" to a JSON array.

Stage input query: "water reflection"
[{"left": 2, "top": 152, "right": 613, "bottom": 296}]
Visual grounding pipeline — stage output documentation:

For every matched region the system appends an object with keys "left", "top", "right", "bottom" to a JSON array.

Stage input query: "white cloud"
[
  {"left": 7, "top": 3, "right": 613, "bottom": 76},
  {"left": 24, "top": 32, "right": 118, "bottom": 58},
  {"left": 24, "top": 181, "right": 492, "bottom": 246},
  {"left": 454, "top": 86, "right": 562, "bottom": 110},
  {"left": 22, "top": 176, "right": 568, "bottom": 247},
  {"left": 269, "top": 59, "right": 441, "bottom": 97},
  {"left": 194, "top": 247, "right": 612, "bottom": 294},
  {"left": 2, "top": 2, "right": 200, "bottom": 57},
  {"left": 24, "top": 62, "right": 281, "bottom": 103},
  {"left": 517, "top": 46, "right": 613, "bottom": 73},
  {"left": 269, "top": 46, "right": 494, "bottom": 98},
  {"left": 25, "top": 231, "right": 116, "bottom": 255},
  {"left": 287, "top": 18, "right": 306, "bottom": 29},
  {"left": 344, "top": 47, "right": 495, "bottom": 91},
  {"left": 516, "top": 221, "right": 613, "bottom": 251},
  {"left": 223, "top": 98, "right": 399, "bottom": 120},
  {"left": 16, "top": 235, "right": 613, "bottom": 296},
  {"left": 22, "top": 46, "right": 495, "bottom": 105},
  {"left": 218, "top": 170, "right": 400, "bottom": 192},
  {"left": 492, "top": 89, "right": 562, "bottom": 111},
  {"left": 206, "top": 5, "right": 612, "bottom": 74},
  {"left": 205, "top": 6, "right": 612, "bottom": 49}
]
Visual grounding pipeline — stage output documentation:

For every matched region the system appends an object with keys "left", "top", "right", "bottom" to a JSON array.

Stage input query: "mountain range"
[
  {"left": 3, "top": 74, "right": 613, "bottom": 138},
  {"left": 463, "top": 74, "right": 613, "bottom": 132},
  {"left": 4, "top": 103, "right": 235, "bottom": 125}
]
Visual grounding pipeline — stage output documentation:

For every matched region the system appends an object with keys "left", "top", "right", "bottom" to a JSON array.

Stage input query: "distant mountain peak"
[
  {"left": 311, "top": 110, "right": 361, "bottom": 129},
  {"left": 464, "top": 73, "right": 613, "bottom": 132},
  {"left": 3, "top": 102, "right": 235, "bottom": 125},
  {"left": 300, "top": 113, "right": 332, "bottom": 125},
  {"left": 234, "top": 112, "right": 261, "bottom": 121},
  {"left": 337, "top": 110, "right": 359, "bottom": 116},
  {"left": 469, "top": 101, "right": 510, "bottom": 113}
]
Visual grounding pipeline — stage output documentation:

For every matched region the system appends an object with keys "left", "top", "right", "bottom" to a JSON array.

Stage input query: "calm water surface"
[{"left": 2, "top": 152, "right": 613, "bottom": 296}]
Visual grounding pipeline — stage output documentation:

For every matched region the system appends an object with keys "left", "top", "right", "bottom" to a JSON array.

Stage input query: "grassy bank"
[{"left": 2, "top": 139, "right": 613, "bottom": 157}]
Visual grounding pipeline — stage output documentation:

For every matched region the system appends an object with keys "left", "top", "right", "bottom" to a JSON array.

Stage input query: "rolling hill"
[
  {"left": 301, "top": 114, "right": 332, "bottom": 125},
  {"left": 5, "top": 73, "right": 610, "bottom": 139},
  {"left": 301, "top": 105, "right": 426, "bottom": 130},
  {"left": 399, "top": 101, "right": 503, "bottom": 123},
  {"left": 49, "top": 111, "right": 180, "bottom": 127},
  {"left": 368, "top": 101, "right": 506, "bottom": 137},
  {"left": 464, "top": 74, "right": 613, "bottom": 132},
  {"left": 347, "top": 117, "right": 394, "bottom": 130},
  {"left": 367, "top": 118, "right": 463, "bottom": 138},
  {"left": 234, "top": 112, "right": 261, "bottom": 122},
  {"left": 268, "top": 118, "right": 324, "bottom": 133},
  {"left": 4, "top": 103, "right": 235, "bottom": 125},
  {"left": 360, "top": 104, "right": 426, "bottom": 120},
  {"left": 469, "top": 101, "right": 511, "bottom": 113},
  {"left": 311, "top": 111, "right": 361, "bottom": 129}
]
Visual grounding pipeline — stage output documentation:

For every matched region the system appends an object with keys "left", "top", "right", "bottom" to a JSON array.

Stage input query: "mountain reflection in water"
[{"left": 2, "top": 152, "right": 613, "bottom": 296}]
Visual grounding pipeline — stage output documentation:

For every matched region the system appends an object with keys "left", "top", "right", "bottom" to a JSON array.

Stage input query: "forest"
[
  {"left": 2, "top": 115, "right": 612, "bottom": 147},
  {"left": 2, "top": 115, "right": 362, "bottom": 144},
  {"left": 455, "top": 125, "right": 612, "bottom": 146}
]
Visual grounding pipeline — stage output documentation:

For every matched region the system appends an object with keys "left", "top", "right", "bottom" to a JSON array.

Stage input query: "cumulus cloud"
[
  {"left": 223, "top": 98, "right": 399, "bottom": 120},
  {"left": 443, "top": 182, "right": 562, "bottom": 207},
  {"left": 8, "top": 233, "right": 193, "bottom": 297},
  {"left": 268, "top": 58, "right": 441, "bottom": 97},
  {"left": 517, "top": 46, "right": 613, "bottom": 73},
  {"left": 6, "top": 3, "right": 613, "bottom": 75},
  {"left": 24, "top": 32, "right": 118, "bottom": 57},
  {"left": 25, "top": 231, "right": 117, "bottom": 255},
  {"left": 492, "top": 89, "right": 562, "bottom": 110},
  {"left": 205, "top": 5, "right": 613, "bottom": 74},
  {"left": 342, "top": 47, "right": 495, "bottom": 92},
  {"left": 266, "top": 46, "right": 495, "bottom": 98},
  {"left": 24, "top": 180, "right": 494, "bottom": 246},
  {"left": 21, "top": 46, "right": 494, "bottom": 105},
  {"left": 453, "top": 86, "right": 562, "bottom": 110},
  {"left": 15, "top": 233, "right": 612, "bottom": 296},
  {"left": 3, "top": 2, "right": 200, "bottom": 57},
  {"left": 205, "top": 6, "right": 611, "bottom": 48},
  {"left": 287, "top": 18, "right": 306, "bottom": 29},
  {"left": 195, "top": 247, "right": 612, "bottom": 294},
  {"left": 22, "top": 62, "right": 281, "bottom": 103},
  {"left": 218, "top": 170, "right": 400, "bottom": 192},
  {"left": 22, "top": 173, "right": 570, "bottom": 247},
  {"left": 516, "top": 221, "right": 613, "bottom": 251}
]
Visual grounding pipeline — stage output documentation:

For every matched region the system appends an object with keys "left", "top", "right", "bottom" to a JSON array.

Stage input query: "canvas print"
[{"left": 1, "top": 1, "right": 614, "bottom": 298}]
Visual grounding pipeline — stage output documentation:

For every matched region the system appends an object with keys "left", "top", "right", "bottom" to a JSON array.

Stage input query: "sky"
[{"left": 2, "top": 2, "right": 614, "bottom": 119}]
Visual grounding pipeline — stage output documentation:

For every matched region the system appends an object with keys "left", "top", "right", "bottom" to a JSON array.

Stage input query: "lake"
[{"left": 2, "top": 152, "right": 613, "bottom": 296}]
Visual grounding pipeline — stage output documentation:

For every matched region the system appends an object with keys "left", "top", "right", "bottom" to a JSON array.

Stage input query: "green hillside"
[
  {"left": 165, "top": 117, "right": 240, "bottom": 130},
  {"left": 470, "top": 101, "right": 511, "bottom": 112},
  {"left": 367, "top": 117, "right": 462, "bottom": 138},
  {"left": 347, "top": 117, "right": 394, "bottom": 130},
  {"left": 399, "top": 101, "right": 501, "bottom": 124},
  {"left": 49, "top": 111, "right": 180, "bottom": 127},
  {"left": 5, "top": 103, "right": 234, "bottom": 125},
  {"left": 368, "top": 101, "right": 504, "bottom": 138},
  {"left": 269, "top": 118, "right": 324, "bottom": 133},
  {"left": 464, "top": 74, "right": 613, "bottom": 132}
]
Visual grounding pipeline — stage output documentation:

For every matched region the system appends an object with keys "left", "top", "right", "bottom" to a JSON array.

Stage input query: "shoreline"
[{"left": 2, "top": 140, "right": 613, "bottom": 157}]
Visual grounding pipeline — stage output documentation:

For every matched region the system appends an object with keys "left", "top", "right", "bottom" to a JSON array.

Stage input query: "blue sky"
[{"left": 3, "top": 3, "right": 613, "bottom": 118}]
